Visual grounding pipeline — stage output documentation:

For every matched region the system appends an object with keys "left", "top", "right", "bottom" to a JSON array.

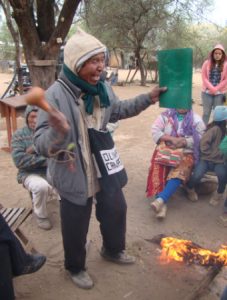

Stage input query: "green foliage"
[
  {"left": 84, "top": 0, "right": 221, "bottom": 69},
  {"left": 84, "top": 0, "right": 170, "bottom": 50},
  {"left": 182, "top": 23, "right": 227, "bottom": 67},
  {"left": 68, "top": 19, "right": 87, "bottom": 38}
]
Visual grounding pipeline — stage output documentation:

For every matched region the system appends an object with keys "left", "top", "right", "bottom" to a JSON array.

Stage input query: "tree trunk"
[
  {"left": 14, "top": 34, "right": 23, "bottom": 94},
  {"left": 0, "top": 0, "right": 23, "bottom": 94},
  {"left": 8, "top": 0, "right": 81, "bottom": 89},
  {"left": 29, "top": 65, "right": 57, "bottom": 90},
  {"left": 113, "top": 48, "right": 120, "bottom": 68},
  {"left": 120, "top": 50, "right": 125, "bottom": 68},
  {"left": 135, "top": 50, "right": 146, "bottom": 86}
]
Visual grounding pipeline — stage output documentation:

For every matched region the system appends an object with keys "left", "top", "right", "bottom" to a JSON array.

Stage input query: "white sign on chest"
[{"left": 100, "top": 147, "right": 124, "bottom": 175}]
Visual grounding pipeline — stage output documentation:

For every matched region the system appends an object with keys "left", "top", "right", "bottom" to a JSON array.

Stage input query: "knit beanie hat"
[
  {"left": 64, "top": 28, "right": 106, "bottom": 74},
  {"left": 213, "top": 106, "right": 227, "bottom": 122}
]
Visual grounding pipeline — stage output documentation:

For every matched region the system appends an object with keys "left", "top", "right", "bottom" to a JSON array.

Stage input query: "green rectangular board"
[{"left": 158, "top": 48, "right": 193, "bottom": 109}]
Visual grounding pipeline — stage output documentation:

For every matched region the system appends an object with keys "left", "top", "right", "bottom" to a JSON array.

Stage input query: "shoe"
[
  {"left": 156, "top": 204, "right": 167, "bottom": 219},
  {"left": 185, "top": 187, "right": 198, "bottom": 202},
  {"left": 100, "top": 247, "right": 136, "bottom": 265},
  {"left": 36, "top": 216, "right": 52, "bottom": 230},
  {"left": 70, "top": 270, "right": 94, "bottom": 289},
  {"left": 209, "top": 192, "right": 223, "bottom": 206},
  {"left": 150, "top": 198, "right": 164, "bottom": 213},
  {"left": 21, "top": 254, "right": 46, "bottom": 275}
]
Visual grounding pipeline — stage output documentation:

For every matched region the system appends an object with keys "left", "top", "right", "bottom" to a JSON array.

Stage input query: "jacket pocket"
[{"left": 49, "top": 156, "right": 86, "bottom": 196}]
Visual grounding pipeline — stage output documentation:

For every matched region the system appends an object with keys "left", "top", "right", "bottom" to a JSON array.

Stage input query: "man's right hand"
[
  {"left": 150, "top": 86, "right": 167, "bottom": 103},
  {"left": 48, "top": 106, "right": 70, "bottom": 135}
]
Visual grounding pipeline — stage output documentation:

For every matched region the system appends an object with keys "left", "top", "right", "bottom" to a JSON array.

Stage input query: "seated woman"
[
  {"left": 186, "top": 106, "right": 227, "bottom": 205},
  {"left": 146, "top": 108, "right": 205, "bottom": 219}
]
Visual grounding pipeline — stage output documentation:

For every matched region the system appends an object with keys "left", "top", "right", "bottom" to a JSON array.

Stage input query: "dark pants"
[
  {"left": 60, "top": 189, "right": 127, "bottom": 273},
  {"left": 221, "top": 286, "right": 227, "bottom": 300},
  {"left": 187, "top": 160, "right": 227, "bottom": 193},
  {"left": 0, "top": 244, "right": 15, "bottom": 300},
  {"left": 0, "top": 214, "right": 30, "bottom": 300}
]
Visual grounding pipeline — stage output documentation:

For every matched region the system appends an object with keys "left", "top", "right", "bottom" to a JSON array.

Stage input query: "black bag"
[{"left": 88, "top": 128, "right": 128, "bottom": 193}]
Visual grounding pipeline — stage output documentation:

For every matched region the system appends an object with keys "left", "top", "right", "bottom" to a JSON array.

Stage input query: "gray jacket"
[{"left": 34, "top": 73, "right": 153, "bottom": 205}]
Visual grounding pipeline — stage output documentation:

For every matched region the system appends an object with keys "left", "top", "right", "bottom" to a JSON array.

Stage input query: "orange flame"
[{"left": 160, "top": 237, "right": 227, "bottom": 266}]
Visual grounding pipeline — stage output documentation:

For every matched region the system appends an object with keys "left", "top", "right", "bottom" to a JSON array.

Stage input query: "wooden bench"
[{"left": 0, "top": 206, "right": 37, "bottom": 253}]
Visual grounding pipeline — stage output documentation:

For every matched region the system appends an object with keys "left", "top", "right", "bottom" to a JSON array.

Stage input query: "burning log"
[
  {"left": 146, "top": 234, "right": 227, "bottom": 267},
  {"left": 146, "top": 234, "right": 226, "bottom": 300},
  {"left": 160, "top": 237, "right": 227, "bottom": 267}
]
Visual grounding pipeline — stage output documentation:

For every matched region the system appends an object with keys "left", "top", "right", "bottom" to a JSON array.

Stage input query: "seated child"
[{"left": 186, "top": 106, "right": 227, "bottom": 206}]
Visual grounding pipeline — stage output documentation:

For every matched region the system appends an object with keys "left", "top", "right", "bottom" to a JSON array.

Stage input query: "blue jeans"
[
  {"left": 202, "top": 92, "right": 224, "bottom": 124},
  {"left": 158, "top": 178, "right": 182, "bottom": 203},
  {"left": 187, "top": 160, "right": 227, "bottom": 193}
]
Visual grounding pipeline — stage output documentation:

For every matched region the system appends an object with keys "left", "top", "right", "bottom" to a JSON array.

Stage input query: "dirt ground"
[{"left": 0, "top": 71, "right": 227, "bottom": 300}]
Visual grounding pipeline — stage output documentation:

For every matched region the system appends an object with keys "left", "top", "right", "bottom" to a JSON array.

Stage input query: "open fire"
[{"left": 160, "top": 237, "right": 227, "bottom": 267}]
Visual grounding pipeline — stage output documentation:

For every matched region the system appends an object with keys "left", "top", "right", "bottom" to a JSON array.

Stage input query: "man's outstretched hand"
[{"left": 150, "top": 86, "right": 167, "bottom": 103}]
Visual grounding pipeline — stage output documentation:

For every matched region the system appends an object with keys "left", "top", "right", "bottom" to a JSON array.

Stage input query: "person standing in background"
[{"left": 201, "top": 44, "right": 227, "bottom": 125}]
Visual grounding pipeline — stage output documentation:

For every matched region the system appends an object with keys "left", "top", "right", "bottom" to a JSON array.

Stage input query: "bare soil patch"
[{"left": 0, "top": 71, "right": 226, "bottom": 300}]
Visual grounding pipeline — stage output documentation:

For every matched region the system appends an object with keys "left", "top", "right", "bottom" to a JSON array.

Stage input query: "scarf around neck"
[{"left": 63, "top": 64, "right": 110, "bottom": 114}]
